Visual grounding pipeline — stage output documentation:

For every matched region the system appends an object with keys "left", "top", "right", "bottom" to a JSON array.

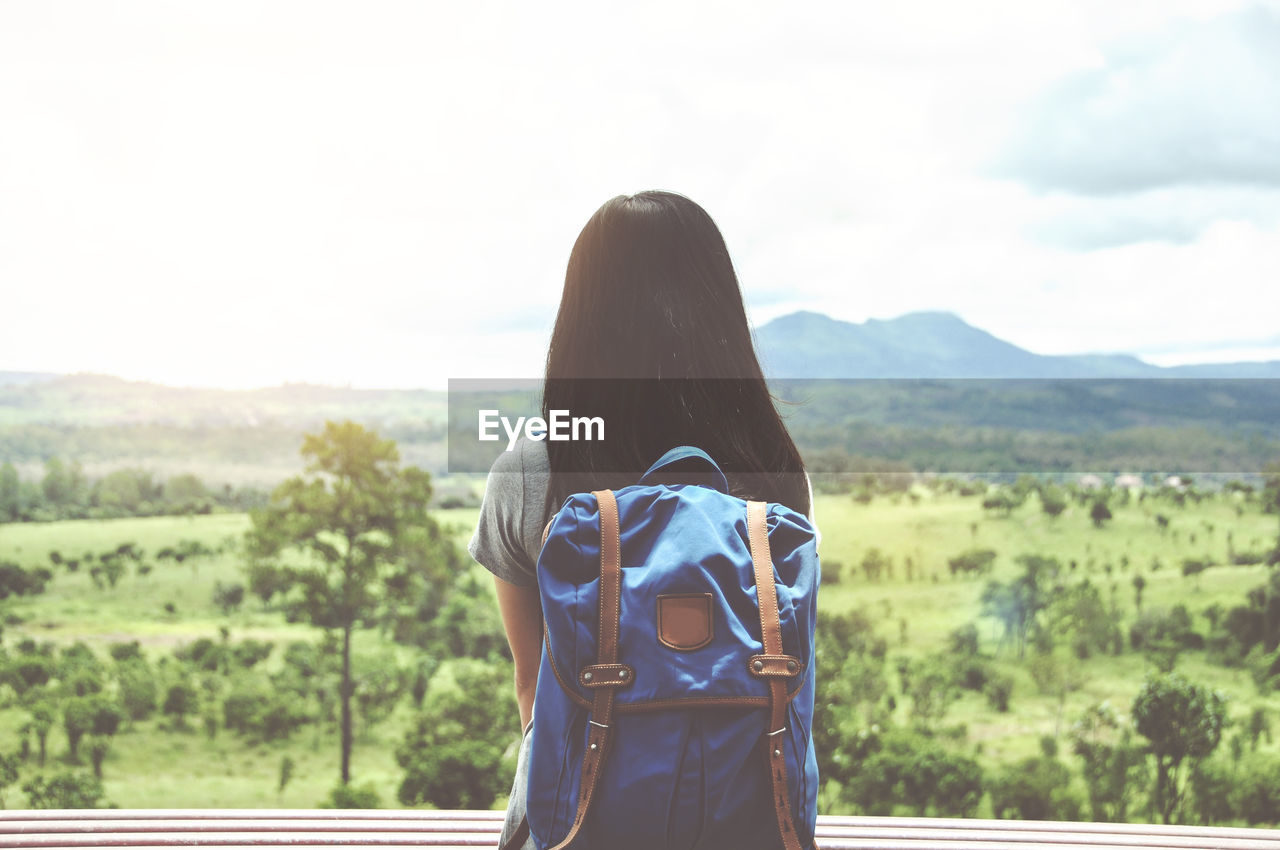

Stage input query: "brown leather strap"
[
  {"left": 546, "top": 489, "right": 623, "bottom": 850},
  {"left": 747, "top": 500, "right": 805, "bottom": 850}
]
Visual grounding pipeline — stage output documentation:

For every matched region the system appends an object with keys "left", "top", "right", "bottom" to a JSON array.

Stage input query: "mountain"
[{"left": 754, "top": 311, "right": 1280, "bottom": 379}]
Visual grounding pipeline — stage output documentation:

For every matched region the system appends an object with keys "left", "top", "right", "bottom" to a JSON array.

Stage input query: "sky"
[{"left": 1, "top": 0, "right": 1278, "bottom": 389}]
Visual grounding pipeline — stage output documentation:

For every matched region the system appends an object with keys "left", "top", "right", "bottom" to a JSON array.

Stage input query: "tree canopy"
[{"left": 246, "top": 421, "right": 453, "bottom": 785}]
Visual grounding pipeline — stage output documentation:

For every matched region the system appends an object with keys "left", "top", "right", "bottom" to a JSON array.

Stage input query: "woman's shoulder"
[
  {"left": 485, "top": 435, "right": 550, "bottom": 479},
  {"left": 470, "top": 439, "right": 551, "bottom": 583}
]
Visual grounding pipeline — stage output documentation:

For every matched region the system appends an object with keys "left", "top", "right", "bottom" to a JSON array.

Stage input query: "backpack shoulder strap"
[
  {"left": 546, "top": 489, "right": 623, "bottom": 850},
  {"left": 747, "top": 500, "right": 807, "bottom": 850}
]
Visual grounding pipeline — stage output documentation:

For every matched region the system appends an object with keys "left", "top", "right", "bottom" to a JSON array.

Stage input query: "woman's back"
[{"left": 473, "top": 191, "right": 819, "bottom": 850}]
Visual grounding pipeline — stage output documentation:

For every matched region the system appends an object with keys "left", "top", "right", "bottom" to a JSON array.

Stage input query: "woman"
[{"left": 468, "top": 190, "right": 814, "bottom": 848}]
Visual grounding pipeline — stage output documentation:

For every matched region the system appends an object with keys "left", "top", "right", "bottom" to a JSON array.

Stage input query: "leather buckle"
[
  {"left": 579, "top": 664, "right": 634, "bottom": 689},
  {"left": 748, "top": 654, "right": 803, "bottom": 678}
]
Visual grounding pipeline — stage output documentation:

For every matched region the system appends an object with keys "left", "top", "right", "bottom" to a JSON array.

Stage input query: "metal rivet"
[
  {"left": 752, "top": 660, "right": 765, "bottom": 672},
  {"left": 590, "top": 743, "right": 598, "bottom": 751},
  {"left": 618, "top": 669, "right": 629, "bottom": 680},
  {"left": 582, "top": 671, "right": 593, "bottom": 682},
  {"left": 774, "top": 749, "right": 782, "bottom": 757},
  {"left": 787, "top": 661, "right": 798, "bottom": 673}
]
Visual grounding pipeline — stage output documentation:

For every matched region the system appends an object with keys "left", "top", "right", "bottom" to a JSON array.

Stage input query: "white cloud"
[
  {"left": 998, "top": 4, "right": 1280, "bottom": 195},
  {"left": 0, "top": 0, "right": 1275, "bottom": 387}
]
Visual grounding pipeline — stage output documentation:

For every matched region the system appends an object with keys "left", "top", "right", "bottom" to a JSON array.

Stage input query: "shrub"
[
  {"left": 843, "top": 729, "right": 984, "bottom": 817},
  {"left": 22, "top": 771, "right": 107, "bottom": 809},
  {"left": 984, "top": 674, "right": 1014, "bottom": 712},
  {"left": 397, "top": 660, "right": 518, "bottom": 810},
  {"left": 990, "top": 756, "right": 1082, "bottom": 820},
  {"left": 321, "top": 781, "right": 380, "bottom": 809},
  {"left": 224, "top": 675, "right": 312, "bottom": 741}
]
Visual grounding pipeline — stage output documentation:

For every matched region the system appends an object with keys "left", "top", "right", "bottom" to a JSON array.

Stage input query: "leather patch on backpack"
[{"left": 657, "top": 593, "right": 714, "bottom": 651}]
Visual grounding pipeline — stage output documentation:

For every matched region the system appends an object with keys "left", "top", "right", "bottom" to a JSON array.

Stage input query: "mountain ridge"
[{"left": 754, "top": 310, "right": 1280, "bottom": 379}]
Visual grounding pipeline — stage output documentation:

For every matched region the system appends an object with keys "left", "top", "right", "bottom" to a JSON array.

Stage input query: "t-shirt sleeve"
[
  {"left": 805, "top": 472, "right": 822, "bottom": 552},
  {"left": 468, "top": 447, "right": 538, "bottom": 588}
]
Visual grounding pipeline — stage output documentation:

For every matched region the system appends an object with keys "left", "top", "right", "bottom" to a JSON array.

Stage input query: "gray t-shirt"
[
  {"left": 467, "top": 440, "right": 819, "bottom": 588},
  {"left": 468, "top": 439, "right": 552, "bottom": 588}
]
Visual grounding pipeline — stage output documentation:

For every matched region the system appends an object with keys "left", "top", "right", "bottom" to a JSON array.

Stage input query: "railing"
[{"left": 1, "top": 810, "right": 1278, "bottom": 849}]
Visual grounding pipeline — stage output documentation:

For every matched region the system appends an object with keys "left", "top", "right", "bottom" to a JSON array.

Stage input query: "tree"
[
  {"left": 1130, "top": 606, "right": 1200, "bottom": 672},
  {"left": 0, "top": 562, "right": 52, "bottom": 600},
  {"left": 86, "top": 737, "right": 110, "bottom": 779},
  {"left": 41, "top": 457, "right": 71, "bottom": 508},
  {"left": 813, "top": 610, "right": 889, "bottom": 788},
  {"left": 1234, "top": 752, "right": 1280, "bottom": 826},
  {"left": 989, "top": 755, "right": 1082, "bottom": 821},
  {"left": 245, "top": 561, "right": 293, "bottom": 609},
  {"left": 903, "top": 657, "right": 959, "bottom": 730},
  {"left": 247, "top": 421, "right": 444, "bottom": 786},
  {"left": 94, "top": 468, "right": 158, "bottom": 515},
  {"left": 0, "top": 462, "right": 22, "bottom": 521},
  {"left": 278, "top": 756, "right": 295, "bottom": 796},
  {"left": 62, "top": 698, "right": 95, "bottom": 762},
  {"left": 101, "top": 556, "right": 125, "bottom": 589},
  {"left": 1090, "top": 498, "right": 1113, "bottom": 528},
  {"left": 1263, "top": 466, "right": 1280, "bottom": 566},
  {"left": 843, "top": 728, "right": 984, "bottom": 817},
  {"left": 948, "top": 548, "right": 996, "bottom": 579},
  {"left": 8, "top": 653, "right": 54, "bottom": 696},
  {"left": 29, "top": 702, "right": 55, "bottom": 766},
  {"left": 353, "top": 656, "right": 406, "bottom": 732},
  {"left": 397, "top": 660, "right": 518, "bottom": 809},
  {"left": 0, "top": 752, "right": 19, "bottom": 808},
  {"left": 1133, "top": 673, "right": 1228, "bottom": 824},
  {"left": 1070, "top": 702, "right": 1148, "bottom": 822},
  {"left": 223, "top": 674, "right": 312, "bottom": 741},
  {"left": 165, "top": 473, "right": 210, "bottom": 513},
  {"left": 1188, "top": 757, "right": 1237, "bottom": 825},
  {"left": 421, "top": 573, "right": 509, "bottom": 662},
  {"left": 980, "top": 555, "right": 1058, "bottom": 658},
  {"left": 63, "top": 696, "right": 120, "bottom": 763},
  {"left": 117, "top": 661, "right": 158, "bottom": 722},
  {"left": 860, "top": 548, "right": 891, "bottom": 582},
  {"left": 212, "top": 582, "right": 245, "bottom": 615},
  {"left": 1046, "top": 579, "right": 1116, "bottom": 659},
  {"left": 163, "top": 681, "right": 197, "bottom": 729},
  {"left": 1039, "top": 486, "right": 1067, "bottom": 520},
  {"left": 1027, "top": 647, "right": 1085, "bottom": 737}
]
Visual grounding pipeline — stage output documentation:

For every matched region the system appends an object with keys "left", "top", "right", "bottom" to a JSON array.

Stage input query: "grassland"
[
  {"left": 0, "top": 511, "right": 481, "bottom": 809},
  {"left": 0, "top": 489, "right": 1277, "bottom": 815},
  {"left": 811, "top": 486, "right": 1280, "bottom": 771}
]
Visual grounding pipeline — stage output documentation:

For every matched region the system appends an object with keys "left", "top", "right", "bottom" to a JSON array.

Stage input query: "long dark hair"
[{"left": 542, "top": 191, "right": 809, "bottom": 516}]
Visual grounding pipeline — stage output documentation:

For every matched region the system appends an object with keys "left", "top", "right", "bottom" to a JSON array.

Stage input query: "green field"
[
  {"left": 0, "top": 489, "right": 1277, "bottom": 818},
  {"left": 812, "top": 488, "right": 1280, "bottom": 768},
  {"left": 0, "top": 511, "right": 482, "bottom": 809}
]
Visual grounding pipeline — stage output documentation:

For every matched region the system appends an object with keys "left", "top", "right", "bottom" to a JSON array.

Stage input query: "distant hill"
[
  {"left": 4, "top": 317, "right": 1279, "bottom": 481},
  {"left": 0, "top": 373, "right": 446, "bottom": 428},
  {"left": 755, "top": 311, "right": 1280, "bottom": 379},
  {"left": 0, "top": 374, "right": 450, "bottom": 485},
  {"left": 0, "top": 371, "right": 59, "bottom": 387}
]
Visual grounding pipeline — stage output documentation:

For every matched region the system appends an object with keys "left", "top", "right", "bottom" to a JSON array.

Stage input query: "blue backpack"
[{"left": 520, "top": 447, "right": 820, "bottom": 850}]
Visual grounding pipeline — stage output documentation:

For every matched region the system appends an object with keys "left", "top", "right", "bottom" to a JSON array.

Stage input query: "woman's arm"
[{"left": 494, "top": 576, "right": 543, "bottom": 729}]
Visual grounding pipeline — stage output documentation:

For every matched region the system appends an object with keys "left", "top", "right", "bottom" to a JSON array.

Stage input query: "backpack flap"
[{"left": 537, "top": 486, "right": 816, "bottom": 710}]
